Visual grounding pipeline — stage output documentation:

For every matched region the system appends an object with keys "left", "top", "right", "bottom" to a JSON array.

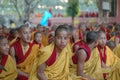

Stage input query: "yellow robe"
[
  {"left": 113, "top": 44, "right": 120, "bottom": 58},
  {"left": 96, "top": 46, "right": 120, "bottom": 80},
  {"left": 109, "top": 36, "right": 115, "bottom": 42},
  {"left": 0, "top": 55, "right": 18, "bottom": 80},
  {"left": 29, "top": 43, "right": 72, "bottom": 80},
  {"left": 31, "top": 31, "right": 37, "bottom": 41},
  {"left": 70, "top": 48, "right": 104, "bottom": 80},
  {"left": 17, "top": 44, "right": 39, "bottom": 74},
  {"left": 41, "top": 33, "right": 48, "bottom": 47}
]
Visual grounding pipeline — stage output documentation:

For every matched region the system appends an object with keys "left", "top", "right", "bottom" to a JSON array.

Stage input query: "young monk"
[
  {"left": 31, "top": 32, "right": 43, "bottom": 49},
  {"left": 29, "top": 25, "right": 72, "bottom": 80},
  {"left": 78, "top": 23, "right": 86, "bottom": 41},
  {"left": 96, "top": 30, "right": 120, "bottom": 80},
  {"left": 37, "top": 24, "right": 49, "bottom": 47},
  {"left": 0, "top": 36, "right": 17, "bottom": 79},
  {"left": 70, "top": 31, "right": 100, "bottom": 80},
  {"left": 10, "top": 24, "right": 39, "bottom": 80}
]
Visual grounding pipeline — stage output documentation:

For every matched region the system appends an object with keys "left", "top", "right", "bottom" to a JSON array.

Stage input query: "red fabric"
[
  {"left": 11, "top": 39, "right": 33, "bottom": 64},
  {"left": 0, "top": 55, "right": 8, "bottom": 73},
  {"left": 17, "top": 75, "right": 28, "bottom": 80},
  {"left": 97, "top": 46, "right": 107, "bottom": 64},
  {"left": 97, "top": 45, "right": 107, "bottom": 79},
  {"left": 48, "top": 19, "right": 51, "bottom": 26},
  {"left": 46, "top": 48, "right": 56, "bottom": 66},
  {"left": 5, "top": 33, "right": 9, "bottom": 39},
  {"left": 72, "top": 40, "right": 85, "bottom": 53},
  {"left": 78, "top": 30, "right": 83, "bottom": 40},
  {"left": 72, "top": 44, "right": 91, "bottom": 64}
]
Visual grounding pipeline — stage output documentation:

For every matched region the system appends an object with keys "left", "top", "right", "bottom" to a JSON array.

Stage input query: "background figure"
[{"left": 40, "top": 8, "right": 52, "bottom": 27}]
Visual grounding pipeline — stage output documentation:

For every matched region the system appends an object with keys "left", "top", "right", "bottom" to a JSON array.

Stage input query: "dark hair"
[
  {"left": 115, "top": 24, "right": 120, "bottom": 31},
  {"left": 55, "top": 25, "right": 69, "bottom": 36},
  {"left": 106, "top": 41, "right": 116, "bottom": 50},
  {"left": 37, "top": 24, "right": 42, "bottom": 28},
  {"left": 10, "top": 28, "right": 17, "bottom": 35},
  {"left": 86, "top": 31, "right": 98, "bottom": 44},
  {"left": 107, "top": 25, "right": 113, "bottom": 29}
]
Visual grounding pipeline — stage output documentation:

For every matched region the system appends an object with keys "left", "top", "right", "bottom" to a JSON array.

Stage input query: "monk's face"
[
  {"left": 0, "top": 38, "right": 9, "bottom": 55},
  {"left": 54, "top": 30, "right": 69, "bottom": 50},
  {"left": 98, "top": 33, "right": 107, "bottom": 48},
  {"left": 34, "top": 33, "right": 42, "bottom": 44},
  {"left": 20, "top": 27, "right": 31, "bottom": 43}
]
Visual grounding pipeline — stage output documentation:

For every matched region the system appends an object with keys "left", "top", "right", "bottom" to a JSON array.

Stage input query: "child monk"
[
  {"left": 29, "top": 25, "right": 72, "bottom": 80},
  {"left": 10, "top": 24, "right": 39, "bottom": 80},
  {"left": 70, "top": 31, "right": 101, "bottom": 80},
  {"left": 0, "top": 36, "right": 17, "bottom": 79},
  {"left": 31, "top": 32, "right": 43, "bottom": 49},
  {"left": 96, "top": 30, "right": 120, "bottom": 80}
]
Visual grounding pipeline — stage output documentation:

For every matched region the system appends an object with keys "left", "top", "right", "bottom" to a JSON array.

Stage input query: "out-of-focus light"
[
  {"left": 64, "top": 0, "right": 68, "bottom": 3},
  {"left": 38, "top": 5, "right": 41, "bottom": 8},
  {"left": 59, "top": 6, "right": 63, "bottom": 10},
  {"left": 55, "top": 6, "right": 58, "bottom": 9}
]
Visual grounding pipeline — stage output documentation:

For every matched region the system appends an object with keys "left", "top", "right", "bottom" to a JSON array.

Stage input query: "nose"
[{"left": 61, "top": 38, "right": 65, "bottom": 43}]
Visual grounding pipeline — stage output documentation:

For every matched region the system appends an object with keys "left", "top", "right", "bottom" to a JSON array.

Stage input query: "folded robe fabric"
[
  {"left": 29, "top": 43, "right": 72, "bottom": 80},
  {"left": 0, "top": 55, "right": 17, "bottom": 80}
]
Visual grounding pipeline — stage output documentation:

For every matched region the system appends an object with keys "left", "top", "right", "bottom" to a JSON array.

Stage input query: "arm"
[
  {"left": 74, "top": 45, "right": 79, "bottom": 53},
  {"left": 77, "top": 49, "right": 95, "bottom": 80},
  {"left": 37, "top": 63, "right": 47, "bottom": 80},
  {"left": 9, "top": 47, "right": 28, "bottom": 77}
]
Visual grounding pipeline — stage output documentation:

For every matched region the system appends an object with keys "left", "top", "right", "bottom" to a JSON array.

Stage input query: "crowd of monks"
[{"left": 0, "top": 22, "right": 120, "bottom": 80}]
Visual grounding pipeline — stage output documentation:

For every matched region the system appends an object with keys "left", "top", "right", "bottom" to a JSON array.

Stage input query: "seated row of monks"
[{"left": 0, "top": 23, "right": 120, "bottom": 80}]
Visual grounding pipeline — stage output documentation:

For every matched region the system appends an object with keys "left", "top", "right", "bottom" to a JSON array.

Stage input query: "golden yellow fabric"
[
  {"left": 96, "top": 46, "right": 120, "bottom": 80},
  {"left": 109, "top": 36, "right": 115, "bottom": 42},
  {"left": 17, "top": 44, "right": 39, "bottom": 74},
  {"left": 31, "top": 31, "right": 37, "bottom": 41},
  {"left": 41, "top": 33, "right": 48, "bottom": 47},
  {"left": 70, "top": 48, "right": 104, "bottom": 80},
  {"left": 29, "top": 43, "right": 72, "bottom": 80},
  {"left": 113, "top": 44, "right": 120, "bottom": 58},
  {"left": 0, "top": 55, "right": 18, "bottom": 80}
]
